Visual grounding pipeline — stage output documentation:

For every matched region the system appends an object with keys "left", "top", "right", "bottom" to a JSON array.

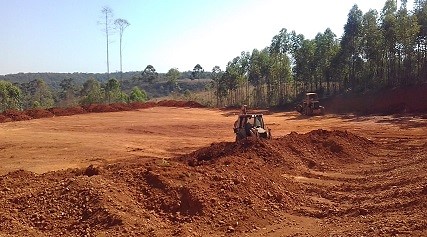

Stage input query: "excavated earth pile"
[
  {"left": 323, "top": 83, "right": 427, "bottom": 115},
  {"left": 0, "top": 130, "right": 426, "bottom": 236},
  {"left": 0, "top": 100, "right": 204, "bottom": 123}
]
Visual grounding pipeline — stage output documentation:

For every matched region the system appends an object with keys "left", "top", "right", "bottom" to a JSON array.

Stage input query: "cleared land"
[{"left": 1, "top": 107, "right": 426, "bottom": 236}]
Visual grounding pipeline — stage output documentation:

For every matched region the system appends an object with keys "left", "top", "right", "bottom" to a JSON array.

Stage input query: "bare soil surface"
[{"left": 1, "top": 106, "right": 427, "bottom": 236}]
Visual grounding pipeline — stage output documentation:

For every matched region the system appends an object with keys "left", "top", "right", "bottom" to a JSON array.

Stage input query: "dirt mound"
[
  {"left": 183, "top": 101, "right": 204, "bottom": 108},
  {"left": 278, "top": 129, "right": 373, "bottom": 169},
  {"left": 48, "top": 106, "right": 87, "bottom": 116},
  {"left": 83, "top": 104, "right": 118, "bottom": 113},
  {"left": 2, "top": 110, "right": 32, "bottom": 121},
  {"left": 25, "top": 109, "right": 54, "bottom": 119},
  {"left": 180, "top": 129, "right": 373, "bottom": 171},
  {"left": 0, "top": 129, "right": 425, "bottom": 236},
  {"left": 0, "top": 130, "right": 372, "bottom": 236},
  {"left": 156, "top": 100, "right": 182, "bottom": 107},
  {"left": 179, "top": 138, "right": 307, "bottom": 172},
  {"left": 323, "top": 83, "right": 427, "bottom": 115},
  {"left": 0, "top": 169, "right": 123, "bottom": 236},
  {"left": 0, "top": 100, "right": 205, "bottom": 124},
  {"left": 110, "top": 103, "right": 132, "bottom": 111},
  {"left": 128, "top": 101, "right": 155, "bottom": 109},
  {"left": 156, "top": 100, "right": 204, "bottom": 108},
  {"left": 0, "top": 114, "right": 12, "bottom": 123}
]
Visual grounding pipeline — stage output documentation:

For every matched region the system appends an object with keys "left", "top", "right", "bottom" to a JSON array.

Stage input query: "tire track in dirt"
[
  {"left": 4, "top": 129, "right": 424, "bottom": 236},
  {"left": 292, "top": 144, "right": 427, "bottom": 236},
  {"left": 1, "top": 108, "right": 427, "bottom": 237}
]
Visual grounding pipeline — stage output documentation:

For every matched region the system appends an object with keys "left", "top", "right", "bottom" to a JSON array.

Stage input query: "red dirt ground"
[
  {"left": 0, "top": 95, "right": 427, "bottom": 236},
  {"left": 323, "top": 83, "right": 427, "bottom": 115}
]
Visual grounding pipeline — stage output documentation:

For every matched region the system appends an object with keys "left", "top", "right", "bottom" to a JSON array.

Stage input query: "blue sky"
[{"left": 0, "top": 0, "right": 412, "bottom": 75}]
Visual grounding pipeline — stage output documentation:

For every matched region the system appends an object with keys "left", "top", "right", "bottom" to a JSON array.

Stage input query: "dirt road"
[{"left": 1, "top": 107, "right": 426, "bottom": 236}]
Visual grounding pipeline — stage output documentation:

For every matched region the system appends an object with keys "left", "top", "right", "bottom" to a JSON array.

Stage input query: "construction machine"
[
  {"left": 233, "top": 114, "right": 272, "bottom": 141},
  {"left": 295, "top": 92, "right": 325, "bottom": 116}
]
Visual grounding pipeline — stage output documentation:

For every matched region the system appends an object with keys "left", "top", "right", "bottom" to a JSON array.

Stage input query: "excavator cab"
[{"left": 234, "top": 114, "right": 271, "bottom": 141}]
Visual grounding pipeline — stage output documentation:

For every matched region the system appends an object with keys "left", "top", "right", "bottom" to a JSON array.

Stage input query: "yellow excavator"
[{"left": 233, "top": 113, "right": 272, "bottom": 141}]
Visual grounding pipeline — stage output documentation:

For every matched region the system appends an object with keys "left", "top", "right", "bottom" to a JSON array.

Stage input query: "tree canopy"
[
  {"left": 207, "top": 0, "right": 427, "bottom": 107},
  {"left": 0, "top": 80, "right": 22, "bottom": 112},
  {"left": 141, "top": 65, "right": 158, "bottom": 84}
]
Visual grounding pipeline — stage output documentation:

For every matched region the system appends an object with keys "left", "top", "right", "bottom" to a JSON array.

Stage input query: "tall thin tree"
[
  {"left": 101, "top": 7, "right": 113, "bottom": 77},
  {"left": 114, "top": 18, "right": 130, "bottom": 79}
]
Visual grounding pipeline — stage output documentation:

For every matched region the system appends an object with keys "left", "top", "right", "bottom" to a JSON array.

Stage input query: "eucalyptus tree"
[
  {"left": 288, "top": 31, "right": 305, "bottom": 96},
  {"left": 329, "top": 50, "right": 347, "bottom": 93},
  {"left": 395, "top": 1, "right": 420, "bottom": 85},
  {"left": 289, "top": 30, "right": 304, "bottom": 59},
  {"left": 191, "top": 64, "right": 204, "bottom": 79},
  {"left": 341, "top": 4, "right": 364, "bottom": 90},
  {"left": 233, "top": 51, "right": 251, "bottom": 105},
  {"left": 212, "top": 52, "right": 251, "bottom": 106},
  {"left": 248, "top": 48, "right": 271, "bottom": 107},
  {"left": 381, "top": 0, "right": 398, "bottom": 86},
  {"left": 325, "top": 29, "right": 340, "bottom": 93},
  {"left": 217, "top": 72, "right": 231, "bottom": 106},
  {"left": 314, "top": 28, "right": 339, "bottom": 94},
  {"left": 32, "top": 79, "right": 54, "bottom": 108},
  {"left": 80, "top": 78, "right": 103, "bottom": 105},
  {"left": 270, "top": 28, "right": 291, "bottom": 55},
  {"left": 114, "top": 18, "right": 130, "bottom": 78},
  {"left": 141, "top": 65, "right": 158, "bottom": 83},
  {"left": 100, "top": 7, "right": 114, "bottom": 76},
  {"left": 414, "top": 0, "right": 427, "bottom": 81},
  {"left": 104, "top": 78, "right": 121, "bottom": 103},
  {"left": 59, "top": 78, "right": 78, "bottom": 107},
  {"left": 19, "top": 79, "right": 54, "bottom": 109},
  {"left": 166, "top": 68, "right": 180, "bottom": 92},
  {"left": 259, "top": 49, "right": 273, "bottom": 106},
  {"left": 224, "top": 58, "right": 241, "bottom": 105},
  {"left": 210, "top": 66, "right": 225, "bottom": 106},
  {"left": 270, "top": 28, "right": 293, "bottom": 104},
  {"left": 248, "top": 52, "right": 261, "bottom": 107},
  {"left": 361, "top": 9, "right": 384, "bottom": 88},
  {"left": 293, "top": 39, "right": 316, "bottom": 91},
  {"left": 0, "top": 80, "right": 22, "bottom": 112},
  {"left": 269, "top": 53, "right": 291, "bottom": 104}
]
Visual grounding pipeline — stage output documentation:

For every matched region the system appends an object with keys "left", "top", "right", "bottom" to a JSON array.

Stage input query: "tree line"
[
  {"left": 0, "top": 64, "right": 211, "bottom": 112},
  {"left": 2, "top": 0, "right": 426, "bottom": 111},
  {"left": 0, "top": 78, "right": 148, "bottom": 112},
  {"left": 208, "top": 0, "right": 427, "bottom": 107}
]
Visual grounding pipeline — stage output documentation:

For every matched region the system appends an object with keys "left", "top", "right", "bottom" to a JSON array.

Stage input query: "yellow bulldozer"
[{"left": 295, "top": 92, "right": 325, "bottom": 116}]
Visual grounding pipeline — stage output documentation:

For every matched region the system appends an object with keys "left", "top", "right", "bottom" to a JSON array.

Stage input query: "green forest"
[
  {"left": 0, "top": 69, "right": 210, "bottom": 112},
  {"left": 1, "top": 0, "right": 426, "bottom": 112},
  {"left": 210, "top": 0, "right": 427, "bottom": 107}
]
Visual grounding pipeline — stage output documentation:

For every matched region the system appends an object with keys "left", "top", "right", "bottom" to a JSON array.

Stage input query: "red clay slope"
[{"left": 323, "top": 83, "right": 427, "bottom": 115}]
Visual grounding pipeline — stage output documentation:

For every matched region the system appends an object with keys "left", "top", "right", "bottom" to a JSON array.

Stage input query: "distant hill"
[
  {"left": 0, "top": 71, "right": 140, "bottom": 88},
  {"left": 0, "top": 71, "right": 212, "bottom": 99}
]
